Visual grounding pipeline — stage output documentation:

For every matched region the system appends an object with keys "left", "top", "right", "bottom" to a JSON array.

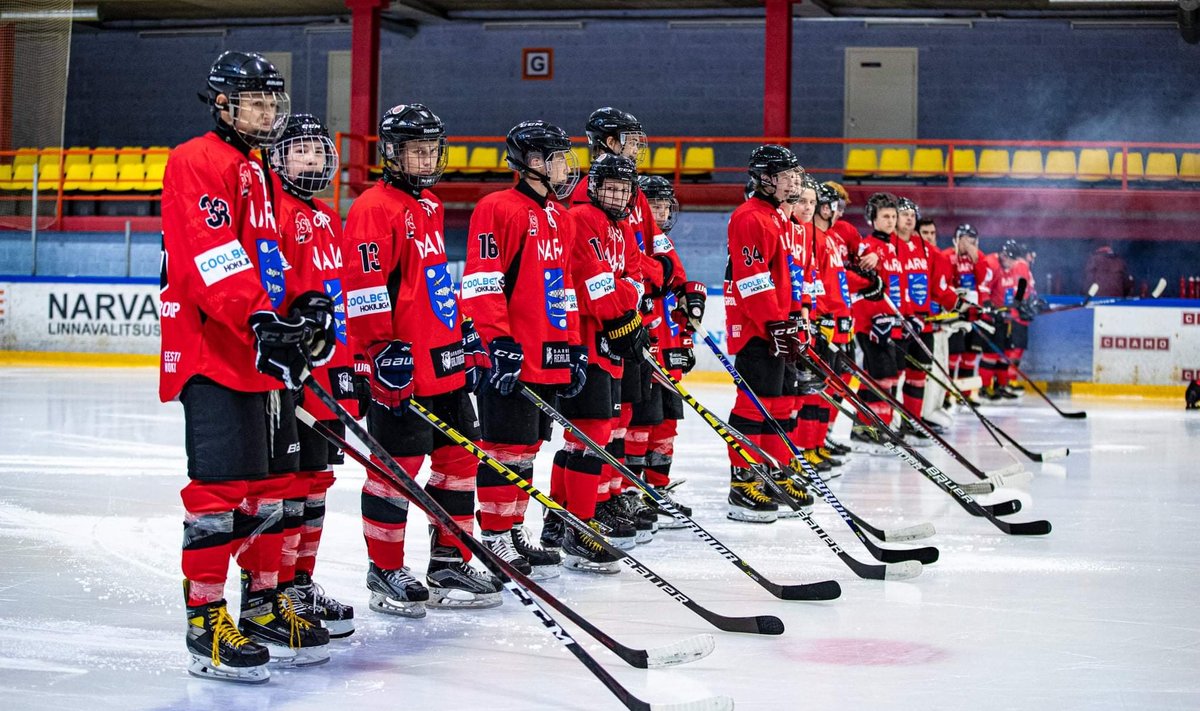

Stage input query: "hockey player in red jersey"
[
  {"left": 267, "top": 113, "right": 355, "bottom": 638},
  {"left": 849, "top": 192, "right": 905, "bottom": 455},
  {"left": 980, "top": 240, "right": 1034, "bottom": 400},
  {"left": 724, "top": 145, "right": 818, "bottom": 522},
  {"left": 944, "top": 224, "right": 990, "bottom": 406},
  {"left": 556, "top": 154, "right": 651, "bottom": 571},
  {"left": 893, "top": 198, "right": 961, "bottom": 444},
  {"left": 341, "top": 104, "right": 501, "bottom": 617},
  {"left": 461, "top": 120, "right": 581, "bottom": 580},
  {"left": 163, "top": 51, "right": 330, "bottom": 683}
]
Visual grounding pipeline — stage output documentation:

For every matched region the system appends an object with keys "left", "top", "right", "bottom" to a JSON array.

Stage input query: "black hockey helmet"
[
  {"left": 864, "top": 191, "right": 899, "bottom": 224},
  {"left": 638, "top": 174, "right": 679, "bottom": 233},
  {"left": 1001, "top": 239, "right": 1024, "bottom": 259},
  {"left": 954, "top": 223, "right": 978, "bottom": 240},
  {"left": 585, "top": 107, "right": 647, "bottom": 161},
  {"left": 897, "top": 196, "right": 920, "bottom": 219},
  {"left": 379, "top": 103, "right": 447, "bottom": 190},
  {"left": 506, "top": 120, "right": 580, "bottom": 200},
  {"left": 815, "top": 182, "right": 840, "bottom": 209},
  {"left": 269, "top": 113, "right": 338, "bottom": 198},
  {"left": 203, "top": 51, "right": 290, "bottom": 146},
  {"left": 748, "top": 144, "right": 803, "bottom": 199},
  {"left": 588, "top": 154, "right": 638, "bottom": 220}
]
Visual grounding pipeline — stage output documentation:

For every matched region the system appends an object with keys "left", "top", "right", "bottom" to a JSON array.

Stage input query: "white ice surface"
[{"left": 1, "top": 367, "right": 1198, "bottom": 710}]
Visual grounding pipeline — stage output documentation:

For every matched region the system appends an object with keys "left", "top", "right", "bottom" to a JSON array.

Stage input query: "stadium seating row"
[
  {"left": 844, "top": 147, "right": 1200, "bottom": 182},
  {"left": 439, "top": 145, "right": 715, "bottom": 178}
]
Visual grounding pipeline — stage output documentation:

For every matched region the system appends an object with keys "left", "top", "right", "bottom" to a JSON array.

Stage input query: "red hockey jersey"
[
  {"left": 159, "top": 132, "right": 286, "bottom": 402},
  {"left": 851, "top": 231, "right": 905, "bottom": 335},
  {"left": 568, "top": 202, "right": 643, "bottom": 377},
  {"left": 895, "top": 233, "right": 958, "bottom": 319},
  {"left": 461, "top": 186, "right": 579, "bottom": 385},
  {"left": 724, "top": 197, "right": 800, "bottom": 354},
  {"left": 341, "top": 182, "right": 465, "bottom": 398}
]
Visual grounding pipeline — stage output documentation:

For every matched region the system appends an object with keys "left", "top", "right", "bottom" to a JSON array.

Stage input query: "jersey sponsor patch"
[
  {"left": 563, "top": 288, "right": 578, "bottom": 312},
  {"left": 736, "top": 271, "right": 775, "bottom": 298},
  {"left": 652, "top": 233, "right": 675, "bottom": 255},
  {"left": 323, "top": 277, "right": 348, "bottom": 345},
  {"left": 585, "top": 272, "right": 616, "bottom": 301},
  {"left": 837, "top": 271, "right": 851, "bottom": 304},
  {"left": 460, "top": 271, "right": 504, "bottom": 299},
  {"left": 542, "top": 342, "right": 571, "bottom": 369},
  {"left": 787, "top": 256, "right": 805, "bottom": 302},
  {"left": 960, "top": 273, "right": 976, "bottom": 290},
  {"left": 346, "top": 285, "right": 392, "bottom": 318},
  {"left": 888, "top": 274, "right": 902, "bottom": 305},
  {"left": 663, "top": 291, "right": 680, "bottom": 337},
  {"left": 908, "top": 272, "right": 929, "bottom": 307},
  {"left": 256, "top": 239, "right": 286, "bottom": 308},
  {"left": 543, "top": 268, "right": 569, "bottom": 331},
  {"left": 429, "top": 341, "right": 466, "bottom": 379},
  {"left": 425, "top": 262, "right": 458, "bottom": 330},
  {"left": 193, "top": 240, "right": 252, "bottom": 287}
]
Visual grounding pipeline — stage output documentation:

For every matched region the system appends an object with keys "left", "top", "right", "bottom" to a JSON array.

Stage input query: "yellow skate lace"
[
  {"left": 733, "top": 481, "right": 773, "bottom": 504},
  {"left": 584, "top": 522, "right": 609, "bottom": 553},
  {"left": 208, "top": 605, "right": 255, "bottom": 669},
  {"left": 276, "top": 591, "right": 316, "bottom": 648}
]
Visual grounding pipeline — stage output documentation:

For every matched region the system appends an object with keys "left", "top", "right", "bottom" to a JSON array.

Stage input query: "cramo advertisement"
[{"left": 0, "top": 279, "right": 161, "bottom": 354}]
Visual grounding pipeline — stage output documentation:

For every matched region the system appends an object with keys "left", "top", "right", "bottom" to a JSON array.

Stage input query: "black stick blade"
[
  {"left": 1001, "top": 519, "right": 1053, "bottom": 536},
  {"left": 755, "top": 616, "right": 786, "bottom": 635},
  {"left": 778, "top": 580, "right": 842, "bottom": 601},
  {"left": 975, "top": 499, "right": 1021, "bottom": 517}
]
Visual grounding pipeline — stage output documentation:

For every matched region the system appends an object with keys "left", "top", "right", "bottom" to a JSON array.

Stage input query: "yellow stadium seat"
[
  {"left": 13, "top": 148, "right": 38, "bottom": 169},
  {"left": 38, "top": 149, "right": 63, "bottom": 170},
  {"left": 63, "top": 163, "right": 91, "bottom": 191},
  {"left": 1043, "top": 150, "right": 1076, "bottom": 180},
  {"left": 444, "top": 145, "right": 469, "bottom": 173},
  {"left": 464, "top": 146, "right": 499, "bottom": 175},
  {"left": 945, "top": 148, "right": 976, "bottom": 177},
  {"left": 650, "top": 147, "right": 678, "bottom": 175},
  {"left": 36, "top": 163, "right": 63, "bottom": 191},
  {"left": 11, "top": 163, "right": 34, "bottom": 190},
  {"left": 1144, "top": 152, "right": 1178, "bottom": 181},
  {"left": 1077, "top": 149, "right": 1110, "bottom": 182},
  {"left": 681, "top": 146, "right": 715, "bottom": 177},
  {"left": 111, "top": 163, "right": 144, "bottom": 191},
  {"left": 0, "top": 164, "right": 13, "bottom": 191},
  {"left": 138, "top": 162, "right": 166, "bottom": 191},
  {"left": 1010, "top": 150, "right": 1043, "bottom": 179},
  {"left": 844, "top": 148, "right": 877, "bottom": 178},
  {"left": 63, "top": 148, "right": 90, "bottom": 170},
  {"left": 909, "top": 148, "right": 944, "bottom": 178},
  {"left": 976, "top": 149, "right": 1009, "bottom": 178},
  {"left": 91, "top": 147, "right": 117, "bottom": 166},
  {"left": 571, "top": 146, "right": 591, "bottom": 171},
  {"left": 636, "top": 146, "right": 651, "bottom": 172},
  {"left": 144, "top": 146, "right": 170, "bottom": 166},
  {"left": 1110, "top": 152, "right": 1143, "bottom": 181},
  {"left": 88, "top": 162, "right": 118, "bottom": 191},
  {"left": 1179, "top": 153, "right": 1200, "bottom": 182},
  {"left": 117, "top": 146, "right": 144, "bottom": 166},
  {"left": 876, "top": 148, "right": 911, "bottom": 178}
]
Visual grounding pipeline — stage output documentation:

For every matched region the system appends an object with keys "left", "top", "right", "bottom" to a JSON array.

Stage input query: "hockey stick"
[
  {"left": 518, "top": 384, "right": 843, "bottom": 599},
  {"left": 642, "top": 363, "right": 933, "bottom": 543},
  {"left": 679, "top": 330, "right": 937, "bottom": 569},
  {"left": 899, "top": 350, "right": 1063, "bottom": 467},
  {"left": 404, "top": 400, "right": 784, "bottom": 636},
  {"left": 1042, "top": 278, "right": 1165, "bottom": 315},
  {"left": 299, "top": 383, "right": 724, "bottom": 687},
  {"left": 971, "top": 323, "right": 1086, "bottom": 423},
  {"left": 794, "top": 355, "right": 1051, "bottom": 535}
]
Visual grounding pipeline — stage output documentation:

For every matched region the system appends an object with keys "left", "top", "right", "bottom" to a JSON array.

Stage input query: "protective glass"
[{"left": 535, "top": 148, "right": 581, "bottom": 201}]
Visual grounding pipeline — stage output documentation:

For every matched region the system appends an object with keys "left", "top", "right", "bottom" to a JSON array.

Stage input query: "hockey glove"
[
  {"left": 649, "top": 255, "right": 675, "bottom": 297},
  {"left": 666, "top": 337, "right": 697, "bottom": 374},
  {"left": 1016, "top": 300, "right": 1037, "bottom": 323},
  {"left": 562, "top": 345, "right": 589, "bottom": 399},
  {"left": 487, "top": 337, "right": 524, "bottom": 397},
  {"left": 953, "top": 297, "right": 982, "bottom": 322},
  {"left": 366, "top": 340, "right": 414, "bottom": 411},
  {"left": 766, "top": 319, "right": 802, "bottom": 360},
  {"left": 856, "top": 270, "right": 886, "bottom": 301},
  {"left": 906, "top": 314, "right": 925, "bottom": 337},
  {"left": 790, "top": 312, "right": 813, "bottom": 349},
  {"left": 460, "top": 318, "right": 491, "bottom": 394},
  {"left": 672, "top": 281, "right": 708, "bottom": 329},
  {"left": 603, "top": 310, "right": 651, "bottom": 360},
  {"left": 249, "top": 311, "right": 310, "bottom": 391},
  {"left": 289, "top": 291, "right": 337, "bottom": 367},
  {"left": 869, "top": 314, "right": 896, "bottom": 345}
]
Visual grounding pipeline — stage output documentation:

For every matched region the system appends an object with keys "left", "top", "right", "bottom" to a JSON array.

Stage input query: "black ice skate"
[
  {"left": 850, "top": 425, "right": 890, "bottom": 456},
  {"left": 771, "top": 471, "right": 815, "bottom": 516},
  {"left": 1187, "top": 380, "right": 1200, "bottom": 410},
  {"left": 482, "top": 529, "right": 533, "bottom": 576},
  {"left": 800, "top": 448, "right": 833, "bottom": 472},
  {"left": 540, "top": 511, "right": 565, "bottom": 549},
  {"left": 285, "top": 571, "right": 355, "bottom": 639},
  {"left": 615, "top": 489, "right": 657, "bottom": 544},
  {"left": 184, "top": 583, "right": 270, "bottom": 684},
  {"left": 238, "top": 576, "right": 330, "bottom": 667},
  {"left": 592, "top": 498, "right": 638, "bottom": 550},
  {"left": 642, "top": 487, "right": 692, "bottom": 529},
  {"left": 426, "top": 545, "right": 503, "bottom": 610},
  {"left": 824, "top": 437, "right": 852, "bottom": 456},
  {"left": 366, "top": 563, "right": 429, "bottom": 619},
  {"left": 728, "top": 467, "right": 779, "bottom": 523},
  {"left": 561, "top": 519, "right": 621, "bottom": 574},
  {"left": 898, "top": 420, "right": 933, "bottom": 448},
  {"left": 511, "top": 523, "right": 562, "bottom": 580}
]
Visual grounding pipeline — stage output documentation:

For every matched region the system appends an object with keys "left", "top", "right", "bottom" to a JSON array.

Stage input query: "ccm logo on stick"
[{"left": 1100, "top": 336, "right": 1170, "bottom": 351}]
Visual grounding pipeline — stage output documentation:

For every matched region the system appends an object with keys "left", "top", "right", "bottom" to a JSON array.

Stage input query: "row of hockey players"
[
  {"left": 160, "top": 52, "right": 708, "bottom": 685},
  {"left": 719, "top": 146, "right": 1039, "bottom": 522}
]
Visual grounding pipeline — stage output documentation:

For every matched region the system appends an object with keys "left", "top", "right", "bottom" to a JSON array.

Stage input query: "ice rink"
[{"left": 1, "top": 366, "right": 1197, "bottom": 710}]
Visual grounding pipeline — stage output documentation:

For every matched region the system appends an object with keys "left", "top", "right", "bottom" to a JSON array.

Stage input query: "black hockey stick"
[
  {"left": 300, "top": 382, "right": 726, "bottom": 689},
  {"left": 796, "top": 355, "right": 1051, "bottom": 536},
  {"left": 900, "top": 350, "right": 1066, "bottom": 464},
  {"left": 972, "top": 322, "right": 1086, "bottom": 421},
  {"left": 679, "top": 330, "right": 937, "bottom": 569},
  {"left": 404, "top": 399, "right": 784, "bottom": 636},
  {"left": 518, "top": 384, "right": 843, "bottom": 600},
  {"left": 1042, "top": 278, "right": 1165, "bottom": 315}
]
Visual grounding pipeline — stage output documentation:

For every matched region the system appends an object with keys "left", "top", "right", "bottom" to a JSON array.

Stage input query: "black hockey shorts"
[
  {"left": 903, "top": 331, "right": 934, "bottom": 369},
  {"left": 367, "top": 389, "right": 479, "bottom": 458},
  {"left": 1009, "top": 321, "right": 1029, "bottom": 351},
  {"left": 948, "top": 330, "right": 967, "bottom": 355},
  {"left": 630, "top": 379, "right": 665, "bottom": 427},
  {"left": 620, "top": 357, "right": 652, "bottom": 405},
  {"left": 733, "top": 337, "right": 787, "bottom": 398},
  {"left": 296, "top": 418, "right": 345, "bottom": 471},
  {"left": 181, "top": 375, "right": 299, "bottom": 482},
  {"left": 855, "top": 333, "right": 900, "bottom": 380},
  {"left": 558, "top": 365, "right": 621, "bottom": 421},
  {"left": 477, "top": 381, "right": 558, "bottom": 445}
]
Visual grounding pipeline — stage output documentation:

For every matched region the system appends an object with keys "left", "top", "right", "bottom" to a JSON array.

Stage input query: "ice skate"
[
  {"left": 770, "top": 471, "right": 814, "bottom": 515},
  {"left": 285, "top": 572, "right": 354, "bottom": 639},
  {"left": 511, "top": 523, "right": 561, "bottom": 580},
  {"left": 540, "top": 511, "right": 565, "bottom": 549},
  {"left": 899, "top": 420, "right": 933, "bottom": 448},
  {"left": 642, "top": 486, "right": 692, "bottom": 529},
  {"left": 482, "top": 529, "right": 532, "bottom": 576},
  {"left": 615, "top": 489, "right": 657, "bottom": 544},
  {"left": 561, "top": 519, "right": 621, "bottom": 574},
  {"left": 184, "top": 584, "right": 270, "bottom": 684},
  {"left": 367, "top": 563, "right": 429, "bottom": 619},
  {"left": 592, "top": 498, "right": 637, "bottom": 550},
  {"left": 850, "top": 425, "right": 890, "bottom": 456},
  {"left": 728, "top": 467, "right": 779, "bottom": 523},
  {"left": 238, "top": 578, "right": 330, "bottom": 667},
  {"left": 426, "top": 545, "right": 504, "bottom": 610}
]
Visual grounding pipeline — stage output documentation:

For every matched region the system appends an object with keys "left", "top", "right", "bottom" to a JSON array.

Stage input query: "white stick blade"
[
  {"left": 987, "top": 462, "right": 1025, "bottom": 478},
  {"left": 883, "top": 522, "right": 936, "bottom": 542},
  {"left": 651, "top": 695, "right": 736, "bottom": 711},
  {"left": 1152, "top": 277, "right": 1167, "bottom": 298},
  {"left": 884, "top": 560, "right": 923, "bottom": 581},
  {"left": 1040, "top": 448, "right": 1069, "bottom": 462},
  {"left": 1088, "top": 282, "right": 1100, "bottom": 297},
  {"left": 990, "top": 470, "right": 1034, "bottom": 489},
  {"left": 960, "top": 482, "right": 995, "bottom": 496},
  {"left": 646, "top": 634, "right": 716, "bottom": 669}
]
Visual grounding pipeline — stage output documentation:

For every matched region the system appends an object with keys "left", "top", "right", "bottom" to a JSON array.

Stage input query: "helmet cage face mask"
[
  {"left": 224, "top": 91, "right": 291, "bottom": 147},
  {"left": 759, "top": 166, "right": 805, "bottom": 201},
  {"left": 591, "top": 177, "right": 636, "bottom": 219},
  {"left": 522, "top": 147, "right": 581, "bottom": 201},
  {"left": 648, "top": 196, "right": 679, "bottom": 232},
  {"left": 271, "top": 133, "right": 338, "bottom": 196},
  {"left": 613, "top": 130, "right": 648, "bottom": 164},
  {"left": 382, "top": 136, "right": 448, "bottom": 189}
]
